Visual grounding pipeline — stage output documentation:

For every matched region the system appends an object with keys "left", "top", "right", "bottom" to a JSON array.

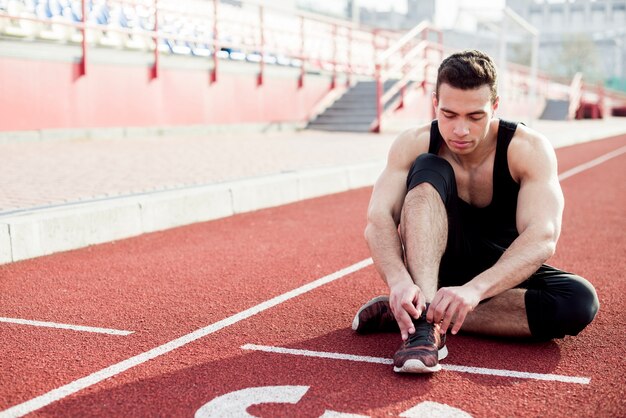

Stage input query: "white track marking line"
[
  {"left": 558, "top": 145, "right": 626, "bottom": 181},
  {"left": 0, "top": 317, "right": 133, "bottom": 336},
  {"left": 242, "top": 344, "right": 591, "bottom": 385},
  {"left": 0, "top": 258, "right": 373, "bottom": 418}
]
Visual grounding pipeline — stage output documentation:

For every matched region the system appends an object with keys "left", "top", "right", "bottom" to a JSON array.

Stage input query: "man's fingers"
[
  {"left": 451, "top": 307, "right": 470, "bottom": 335},
  {"left": 402, "top": 299, "right": 419, "bottom": 320},
  {"left": 396, "top": 310, "right": 415, "bottom": 341},
  {"left": 439, "top": 301, "right": 457, "bottom": 335},
  {"left": 427, "top": 292, "right": 447, "bottom": 323},
  {"left": 426, "top": 294, "right": 439, "bottom": 323},
  {"left": 415, "top": 292, "right": 426, "bottom": 318}
]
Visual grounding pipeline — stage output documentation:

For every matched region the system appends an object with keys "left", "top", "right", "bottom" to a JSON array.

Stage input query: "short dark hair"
[{"left": 436, "top": 50, "right": 498, "bottom": 103}]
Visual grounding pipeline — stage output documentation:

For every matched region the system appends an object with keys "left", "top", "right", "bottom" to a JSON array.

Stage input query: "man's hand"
[
  {"left": 389, "top": 281, "right": 426, "bottom": 341},
  {"left": 427, "top": 285, "right": 481, "bottom": 335}
]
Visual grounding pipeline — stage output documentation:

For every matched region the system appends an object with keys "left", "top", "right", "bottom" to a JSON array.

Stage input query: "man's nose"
[{"left": 453, "top": 122, "right": 469, "bottom": 137}]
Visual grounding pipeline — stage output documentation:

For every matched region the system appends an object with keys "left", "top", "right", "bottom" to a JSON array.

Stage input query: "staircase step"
[
  {"left": 320, "top": 104, "right": 375, "bottom": 111},
  {"left": 305, "top": 79, "right": 404, "bottom": 132},
  {"left": 316, "top": 103, "right": 376, "bottom": 115},
  {"left": 540, "top": 99, "right": 569, "bottom": 120},
  {"left": 307, "top": 124, "right": 372, "bottom": 132},
  {"left": 311, "top": 114, "right": 375, "bottom": 123}
]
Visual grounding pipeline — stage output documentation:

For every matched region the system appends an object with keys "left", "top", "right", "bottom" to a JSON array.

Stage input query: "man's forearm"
[
  {"left": 467, "top": 227, "right": 557, "bottom": 300},
  {"left": 364, "top": 222, "right": 413, "bottom": 288}
]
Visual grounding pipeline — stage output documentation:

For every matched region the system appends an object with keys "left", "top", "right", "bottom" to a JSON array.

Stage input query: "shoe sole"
[
  {"left": 351, "top": 295, "right": 390, "bottom": 332},
  {"left": 393, "top": 345, "right": 448, "bottom": 374}
]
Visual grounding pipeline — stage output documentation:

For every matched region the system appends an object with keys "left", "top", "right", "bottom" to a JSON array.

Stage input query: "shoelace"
[{"left": 406, "top": 318, "right": 435, "bottom": 346}]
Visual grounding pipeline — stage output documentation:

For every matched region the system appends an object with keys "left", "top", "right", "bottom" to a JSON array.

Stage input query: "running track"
[{"left": 1, "top": 135, "right": 625, "bottom": 417}]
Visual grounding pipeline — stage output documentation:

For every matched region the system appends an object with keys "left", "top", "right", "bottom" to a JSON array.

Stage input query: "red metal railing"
[
  {"left": 0, "top": 0, "right": 396, "bottom": 87},
  {"left": 3, "top": 0, "right": 623, "bottom": 125}
]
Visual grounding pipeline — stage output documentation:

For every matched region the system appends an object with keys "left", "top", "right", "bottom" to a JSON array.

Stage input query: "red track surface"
[{"left": 1, "top": 135, "right": 625, "bottom": 417}]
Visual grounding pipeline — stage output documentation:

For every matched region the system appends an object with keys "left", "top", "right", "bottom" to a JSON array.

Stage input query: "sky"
[
  {"left": 327, "top": 0, "right": 508, "bottom": 29},
  {"left": 435, "top": 0, "right": 506, "bottom": 29},
  {"left": 295, "top": 0, "right": 507, "bottom": 30}
]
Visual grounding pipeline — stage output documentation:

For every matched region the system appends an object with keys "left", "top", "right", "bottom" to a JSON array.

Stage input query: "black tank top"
[{"left": 429, "top": 119, "right": 521, "bottom": 249}]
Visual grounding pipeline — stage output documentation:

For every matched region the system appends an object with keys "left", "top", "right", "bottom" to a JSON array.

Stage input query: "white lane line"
[
  {"left": 242, "top": 344, "right": 591, "bottom": 385},
  {"left": 0, "top": 258, "right": 373, "bottom": 418},
  {"left": 0, "top": 317, "right": 133, "bottom": 336},
  {"left": 242, "top": 343, "right": 394, "bottom": 365},
  {"left": 558, "top": 145, "right": 626, "bottom": 181}
]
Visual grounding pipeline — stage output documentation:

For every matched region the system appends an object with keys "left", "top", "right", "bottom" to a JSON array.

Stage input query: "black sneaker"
[
  {"left": 393, "top": 310, "right": 447, "bottom": 373},
  {"left": 351, "top": 296, "right": 399, "bottom": 334}
]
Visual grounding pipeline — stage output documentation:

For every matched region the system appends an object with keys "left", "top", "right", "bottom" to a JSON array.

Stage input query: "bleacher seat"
[
  {"left": 1, "top": 0, "right": 379, "bottom": 78},
  {"left": 3, "top": 0, "right": 37, "bottom": 37}
]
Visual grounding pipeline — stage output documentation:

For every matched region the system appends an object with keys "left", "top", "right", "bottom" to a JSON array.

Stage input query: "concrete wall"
[{"left": 0, "top": 43, "right": 337, "bottom": 132}]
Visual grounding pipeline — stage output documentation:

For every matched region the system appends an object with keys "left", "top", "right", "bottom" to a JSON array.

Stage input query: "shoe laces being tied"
[{"left": 406, "top": 311, "right": 438, "bottom": 347}]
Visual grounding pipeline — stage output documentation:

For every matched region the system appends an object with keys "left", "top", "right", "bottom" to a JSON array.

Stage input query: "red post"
[
  {"left": 346, "top": 26, "right": 352, "bottom": 88},
  {"left": 257, "top": 5, "right": 264, "bottom": 86},
  {"left": 371, "top": 29, "right": 378, "bottom": 73},
  {"left": 598, "top": 84, "right": 605, "bottom": 119},
  {"left": 422, "top": 29, "right": 428, "bottom": 93},
  {"left": 373, "top": 63, "right": 382, "bottom": 133},
  {"left": 79, "top": 0, "right": 87, "bottom": 76},
  {"left": 330, "top": 23, "right": 337, "bottom": 90},
  {"left": 371, "top": 29, "right": 381, "bottom": 132},
  {"left": 210, "top": 0, "right": 218, "bottom": 83},
  {"left": 152, "top": 0, "right": 159, "bottom": 79},
  {"left": 298, "top": 16, "right": 305, "bottom": 88}
]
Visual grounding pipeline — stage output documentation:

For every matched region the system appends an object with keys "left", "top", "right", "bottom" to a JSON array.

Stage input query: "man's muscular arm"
[
  {"left": 429, "top": 128, "right": 564, "bottom": 335},
  {"left": 364, "top": 127, "right": 429, "bottom": 340}
]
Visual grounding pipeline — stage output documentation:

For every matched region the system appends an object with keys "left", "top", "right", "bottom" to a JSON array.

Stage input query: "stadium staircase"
[
  {"left": 307, "top": 80, "right": 406, "bottom": 132},
  {"left": 539, "top": 99, "right": 570, "bottom": 120}
]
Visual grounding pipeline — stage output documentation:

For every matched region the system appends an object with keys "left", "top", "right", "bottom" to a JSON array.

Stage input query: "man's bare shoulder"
[
  {"left": 509, "top": 123, "right": 558, "bottom": 181},
  {"left": 387, "top": 123, "right": 432, "bottom": 169}
]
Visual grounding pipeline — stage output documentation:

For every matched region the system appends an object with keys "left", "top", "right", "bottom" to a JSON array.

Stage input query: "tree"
[{"left": 556, "top": 33, "right": 604, "bottom": 83}]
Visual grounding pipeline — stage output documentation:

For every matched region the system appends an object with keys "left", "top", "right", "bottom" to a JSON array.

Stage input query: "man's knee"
[
  {"left": 526, "top": 275, "right": 599, "bottom": 340},
  {"left": 560, "top": 277, "right": 600, "bottom": 336},
  {"left": 406, "top": 154, "right": 457, "bottom": 206}
]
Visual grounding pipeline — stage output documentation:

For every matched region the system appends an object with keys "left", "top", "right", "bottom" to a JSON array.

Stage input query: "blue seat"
[{"left": 46, "top": 0, "right": 63, "bottom": 18}]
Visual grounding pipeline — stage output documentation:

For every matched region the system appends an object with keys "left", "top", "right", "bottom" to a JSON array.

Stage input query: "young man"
[{"left": 352, "top": 50, "right": 599, "bottom": 373}]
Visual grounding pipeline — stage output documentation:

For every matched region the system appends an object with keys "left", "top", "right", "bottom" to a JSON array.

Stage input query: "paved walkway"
[
  {"left": 1, "top": 117, "right": 625, "bottom": 264},
  {"left": 2, "top": 118, "right": 625, "bottom": 215},
  {"left": 0, "top": 130, "right": 395, "bottom": 215}
]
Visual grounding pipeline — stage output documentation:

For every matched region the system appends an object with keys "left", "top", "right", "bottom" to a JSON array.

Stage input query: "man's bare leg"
[
  {"left": 400, "top": 182, "right": 448, "bottom": 302},
  {"left": 401, "top": 183, "right": 531, "bottom": 339},
  {"left": 461, "top": 288, "right": 532, "bottom": 337},
  {"left": 392, "top": 182, "right": 450, "bottom": 373}
]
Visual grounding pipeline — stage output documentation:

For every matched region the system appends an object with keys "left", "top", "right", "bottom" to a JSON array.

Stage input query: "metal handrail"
[
  {"left": 371, "top": 20, "right": 443, "bottom": 133},
  {"left": 376, "top": 20, "right": 429, "bottom": 64},
  {"left": 568, "top": 72, "right": 583, "bottom": 120}
]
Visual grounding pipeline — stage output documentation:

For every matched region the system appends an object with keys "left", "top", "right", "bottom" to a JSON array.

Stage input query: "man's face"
[{"left": 433, "top": 83, "right": 499, "bottom": 155}]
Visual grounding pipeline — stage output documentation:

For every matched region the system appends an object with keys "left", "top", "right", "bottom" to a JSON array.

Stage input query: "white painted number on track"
[
  {"left": 196, "top": 385, "right": 471, "bottom": 418},
  {"left": 400, "top": 401, "right": 472, "bottom": 418},
  {"left": 195, "top": 385, "right": 308, "bottom": 418}
]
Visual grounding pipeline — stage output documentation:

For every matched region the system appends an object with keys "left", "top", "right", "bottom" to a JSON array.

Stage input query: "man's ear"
[
  {"left": 432, "top": 91, "right": 438, "bottom": 110},
  {"left": 492, "top": 96, "right": 500, "bottom": 112}
]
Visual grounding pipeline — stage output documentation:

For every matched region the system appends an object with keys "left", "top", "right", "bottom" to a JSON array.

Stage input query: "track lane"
[
  {"left": 0, "top": 189, "right": 372, "bottom": 410},
  {"left": 1, "top": 135, "right": 625, "bottom": 416}
]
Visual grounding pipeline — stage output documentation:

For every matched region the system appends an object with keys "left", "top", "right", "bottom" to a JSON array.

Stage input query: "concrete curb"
[
  {"left": 0, "top": 161, "right": 385, "bottom": 265},
  {"left": 0, "top": 122, "right": 306, "bottom": 144}
]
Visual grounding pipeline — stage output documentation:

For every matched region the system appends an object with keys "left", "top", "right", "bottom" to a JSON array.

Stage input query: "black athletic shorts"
[{"left": 405, "top": 154, "right": 599, "bottom": 340}]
